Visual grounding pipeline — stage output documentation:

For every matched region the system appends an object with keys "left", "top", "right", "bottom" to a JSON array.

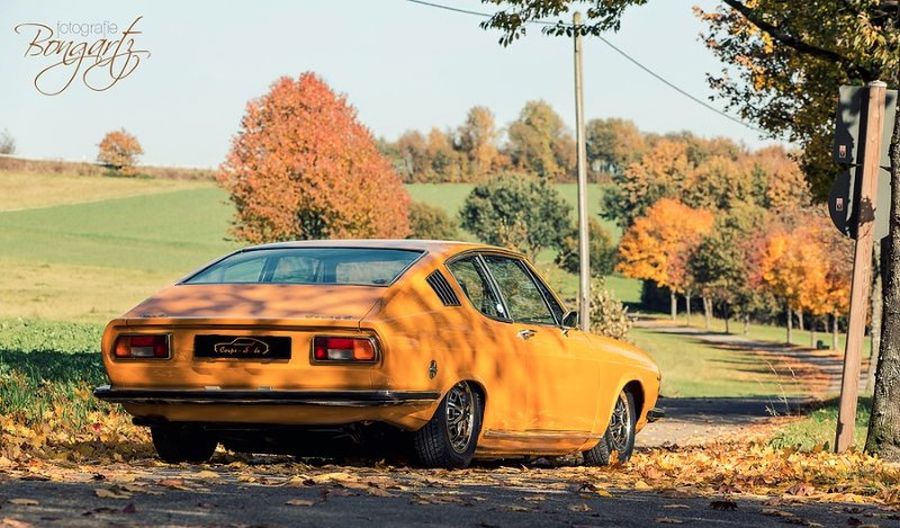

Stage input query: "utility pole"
[
  {"left": 836, "top": 80, "right": 887, "bottom": 453},
  {"left": 573, "top": 11, "right": 590, "bottom": 332}
]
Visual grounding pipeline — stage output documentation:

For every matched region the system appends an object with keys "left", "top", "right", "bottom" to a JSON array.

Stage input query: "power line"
[{"left": 404, "top": 0, "right": 762, "bottom": 134}]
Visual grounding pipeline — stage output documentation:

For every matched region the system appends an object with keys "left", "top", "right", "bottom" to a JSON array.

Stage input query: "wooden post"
[
  {"left": 573, "top": 11, "right": 590, "bottom": 332},
  {"left": 836, "top": 81, "right": 887, "bottom": 453}
]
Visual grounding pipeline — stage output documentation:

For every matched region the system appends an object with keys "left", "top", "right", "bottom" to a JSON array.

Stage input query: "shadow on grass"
[{"left": 0, "top": 348, "right": 106, "bottom": 385}]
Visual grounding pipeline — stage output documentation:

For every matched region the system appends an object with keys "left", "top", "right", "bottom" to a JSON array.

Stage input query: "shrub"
[
  {"left": 407, "top": 201, "right": 459, "bottom": 240},
  {"left": 554, "top": 217, "right": 617, "bottom": 277},
  {"left": 459, "top": 173, "right": 571, "bottom": 259},
  {"left": 97, "top": 129, "right": 143, "bottom": 176},
  {"left": 589, "top": 280, "right": 632, "bottom": 340},
  {"left": 0, "top": 129, "right": 16, "bottom": 155}
]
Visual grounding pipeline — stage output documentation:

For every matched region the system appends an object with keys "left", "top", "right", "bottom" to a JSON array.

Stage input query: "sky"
[{"left": 0, "top": 0, "right": 782, "bottom": 168}]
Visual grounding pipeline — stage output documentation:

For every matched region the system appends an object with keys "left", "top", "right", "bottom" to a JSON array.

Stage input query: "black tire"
[
  {"left": 413, "top": 381, "right": 483, "bottom": 469},
  {"left": 584, "top": 390, "right": 636, "bottom": 466},
  {"left": 151, "top": 425, "right": 217, "bottom": 464}
]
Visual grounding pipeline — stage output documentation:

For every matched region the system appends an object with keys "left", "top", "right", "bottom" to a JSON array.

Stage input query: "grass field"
[
  {"left": 769, "top": 398, "right": 870, "bottom": 451},
  {"left": 0, "top": 172, "right": 639, "bottom": 321}
]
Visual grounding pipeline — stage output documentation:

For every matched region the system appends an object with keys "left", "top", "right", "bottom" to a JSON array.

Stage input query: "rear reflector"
[
  {"left": 312, "top": 336, "right": 377, "bottom": 363},
  {"left": 114, "top": 335, "right": 170, "bottom": 359}
]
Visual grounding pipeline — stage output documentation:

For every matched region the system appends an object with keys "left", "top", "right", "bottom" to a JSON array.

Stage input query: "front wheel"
[
  {"left": 583, "top": 390, "right": 636, "bottom": 466},
  {"left": 413, "top": 382, "right": 483, "bottom": 468},
  {"left": 151, "top": 425, "right": 217, "bottom": 464}
]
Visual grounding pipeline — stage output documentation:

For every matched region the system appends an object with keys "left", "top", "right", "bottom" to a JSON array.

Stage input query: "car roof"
[{"left": 244, "top": 239, "right": 519, "bottom": 259}]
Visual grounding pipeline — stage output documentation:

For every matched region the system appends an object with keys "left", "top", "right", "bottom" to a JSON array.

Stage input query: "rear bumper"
[{"left": 93, "top": 385, "right": 440, "bottom": 408}]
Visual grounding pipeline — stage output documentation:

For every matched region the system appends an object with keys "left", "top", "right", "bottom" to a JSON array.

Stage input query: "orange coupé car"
[{"left": 94, "top": 240, "right": 662, "bottom": 468}]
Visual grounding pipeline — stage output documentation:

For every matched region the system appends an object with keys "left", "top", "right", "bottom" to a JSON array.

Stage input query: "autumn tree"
[
  {"left": 97, "top": 129, "right": 143, "bottom": 176},
  {"left": 602, "top": 139, "right": 692, "bottom": 229},
  {"left": 617, "top": 198, "right": 715, "bottom": 319},
  {"left": 218, "top": 72, "right": 410, "bottom": 243},
  {"left": 407, "top": 201, "right": 459, "bottom": 240},
  {"left": 457, "top": 106, "right": 502, "bottom": 181},
  {"left": 585, "top": 118, "right": 646, "bottom": 180},
  {"left": 459, "top": 173, "right": 571, "bottom": 260},
  {"left": 506, "top": 100, "right": 575, "bottom": 181}
]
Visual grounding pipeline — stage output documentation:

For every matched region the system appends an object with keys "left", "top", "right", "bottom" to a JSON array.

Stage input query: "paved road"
[{"left": 1, "top": 468, "right": 897, "bottom": 527}]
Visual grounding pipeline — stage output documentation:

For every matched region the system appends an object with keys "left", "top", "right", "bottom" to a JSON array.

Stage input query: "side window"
[
  {"left": 447, "top": 257, "right": 506, "bottom": 319},
  {"left": 482, "top": 256, "right": 556, "bottom": 325},
  {"left": 532, "top": 271, "right": 565, "bottom": 323},
  {"left": 221, "top": 258, "right": 266, "bottom": 282}
]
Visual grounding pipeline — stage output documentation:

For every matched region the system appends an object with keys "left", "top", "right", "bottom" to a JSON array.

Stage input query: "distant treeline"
[{"left": 376, "top": 100, "right": 778, "bottom": 185}]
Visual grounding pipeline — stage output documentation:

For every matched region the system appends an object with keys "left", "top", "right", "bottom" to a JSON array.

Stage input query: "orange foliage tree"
[
  {"left": 218, "top": 72, "right": 410, "bottom": 243},
  {"left": 97, "top": 129, "right": 143, "bottom": 176},
  {"left": 756, "top": 213, "right": 849, "bottom": 345},
  {"left": 617, "top": 198, "right": 714, "bottom": 319}
]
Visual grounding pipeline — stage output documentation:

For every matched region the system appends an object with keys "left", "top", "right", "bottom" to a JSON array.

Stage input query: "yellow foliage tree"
[{"left": 617, "top": 198, "right": 714, "bottom": 319}]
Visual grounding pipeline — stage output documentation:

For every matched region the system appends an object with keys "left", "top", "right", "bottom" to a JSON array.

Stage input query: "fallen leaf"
[
  {"left": 663, "top": 504, "right": 690, "bottom": 509},
  {"left": 655, "top": 518, "right": 684, "bottom": 524},
  {"left": 7, "top": 499, "right": 38, "bottom": 506},
  {"left": 95, "top": 488, "right": 132, "bottom": 500},
  {"left": 122, "top": 503, "right": 137, "bottom": 514},
  {"left": 0, "top": 518, "right": 33, "bottom": 528},
  {"left": 158, "top": 479, "right": 191, "bottom": 491},
  {"left": 568, "top": 503, "right": 591, "bottom": 512},
  {"left": 285, "top": 499, "right": 316, "bottom": 507}
]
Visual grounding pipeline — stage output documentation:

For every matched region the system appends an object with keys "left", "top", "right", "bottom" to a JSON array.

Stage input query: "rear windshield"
[{"left": 184, "top": 248, "right": 424, "bottom": 286}]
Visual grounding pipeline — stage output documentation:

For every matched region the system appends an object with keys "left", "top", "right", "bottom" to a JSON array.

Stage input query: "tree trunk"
[
  {"left": 868, "top": 239, "right": 884, "bottom": 391},
  {"left": 685, "top": 292, "right": 692, "bottom": 326},
  {"left": 867, "top": 108, "right": 900, "bottom": 460},
  {"left": 743, "top": 313, "right": 750, "bottom": 336},
  {"left": 810, "top": 317, "right": 817, "bottom": 348},
  {"left": 832, "top": 312, "right": 840, "bottom": 351},
  {"left": 786, "top": 302, "right": 793, "bottom": 345},
  {"left": 797, "top": 308, "right": 804, "bottom": 332},
  {"left": 703, "top": 296, "right": 712, "bottom": 330},
  {"left": 724, "top": 303, "right": 730, "bottom": 334},
  {"left": 670, "top": 290, "right": 677, "bottom": 320}
]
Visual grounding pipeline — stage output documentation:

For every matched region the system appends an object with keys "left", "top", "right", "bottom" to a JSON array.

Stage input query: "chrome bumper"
[{"left": 93, "top": 385, "right": 440, "bottom": 407}]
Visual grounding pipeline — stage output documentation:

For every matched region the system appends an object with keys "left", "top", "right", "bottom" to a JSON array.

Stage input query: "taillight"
[
  {"left": 312, "top": 336, "right": 377, "bottom": 363},
  {"left": 114, "top": 335, "right": 170, "bottom": 359}
]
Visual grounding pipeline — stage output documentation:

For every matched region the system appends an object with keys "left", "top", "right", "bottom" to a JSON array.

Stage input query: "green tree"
[
  {"left": 585, "top": 117, "right": 646, "bottom": 180},
  {"left": 506, "top": 100, "right": 575, "bottom": 181},
  {"left": 407, "top": 201, "right": 460, "bottom": 240},
  {"left": 554, "top": 217, "right": 617, "bottom": 277},
  {"left": 459, "top": 173, "right": 571, "bottom": 259}
]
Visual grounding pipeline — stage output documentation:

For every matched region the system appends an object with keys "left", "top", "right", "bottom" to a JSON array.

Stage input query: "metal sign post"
[{"left": 835, "top": 81, "right": 887, "bottom": 453}]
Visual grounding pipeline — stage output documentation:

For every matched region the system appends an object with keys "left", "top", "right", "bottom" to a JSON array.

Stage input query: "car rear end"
[{"left": 94, "top": 245, "right": 442, "bottom": 432}]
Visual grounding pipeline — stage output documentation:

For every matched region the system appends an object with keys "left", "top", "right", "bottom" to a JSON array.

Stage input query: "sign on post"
[{"left": 834, "top": 86, "right": 897, "bottom": 168}]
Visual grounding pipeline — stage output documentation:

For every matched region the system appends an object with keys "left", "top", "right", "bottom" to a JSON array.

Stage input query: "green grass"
[
  {"left": 769, "top": 398, "right": 870, "bottom": 452},
  {"left": 628, "top": 326, "right": 806, "bottom": 398},
  {"left": 0, "top": 319, "right": 108, "bottom": 427}
]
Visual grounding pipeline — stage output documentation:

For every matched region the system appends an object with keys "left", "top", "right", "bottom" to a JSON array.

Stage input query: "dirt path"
[{"left": 635, "top": 325, "right": 869, "bottom": 448}]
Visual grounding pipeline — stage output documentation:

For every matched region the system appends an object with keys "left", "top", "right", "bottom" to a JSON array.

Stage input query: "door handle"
[{"left": 517, "top": 329, "right": 536, "bottom": 340}]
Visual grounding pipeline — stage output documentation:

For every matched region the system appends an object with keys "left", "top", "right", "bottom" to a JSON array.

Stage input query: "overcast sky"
[{"left": 0, "top": 0, "right": 783, "bottom": 168}]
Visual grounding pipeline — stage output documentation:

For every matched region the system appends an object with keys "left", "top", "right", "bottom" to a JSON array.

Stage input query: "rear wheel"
[
  {"left": 413, "top": 381, "right": 483, "bottom": 468},
  {"left": 584, "top": 390, "right": 636, "bottom": 466},
  {"left": 151, "top": 425, "right": 217, "bottom": 464}
]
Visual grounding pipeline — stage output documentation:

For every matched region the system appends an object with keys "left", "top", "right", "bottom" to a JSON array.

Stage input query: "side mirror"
[{"left": 562, "top": 310, "right": 579, "bottom": 329}]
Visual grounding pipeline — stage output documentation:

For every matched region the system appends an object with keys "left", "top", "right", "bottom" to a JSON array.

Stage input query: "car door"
[
  {"left": 445, "top": 255, "right": 526, "bottom": 433},
  {"left": 480, "top": 254, "right": 598, "bottom": 434}
]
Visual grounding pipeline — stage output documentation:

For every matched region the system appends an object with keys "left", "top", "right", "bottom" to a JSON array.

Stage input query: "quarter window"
[
  {"left": 482, "top": 256, "right": 556, "bottom": 325},
  {"left": 447, "top": 257, "right": 506, "bottom": 319}
]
